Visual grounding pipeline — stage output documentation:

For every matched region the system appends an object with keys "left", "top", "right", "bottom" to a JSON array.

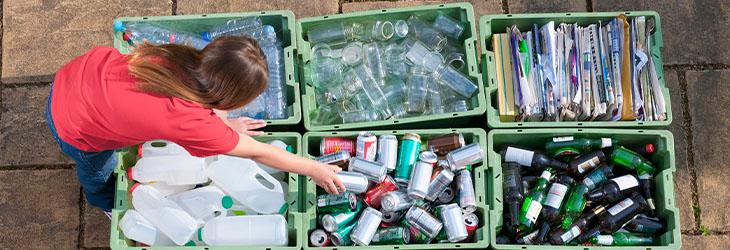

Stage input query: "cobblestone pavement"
[{"left": 1, "top": 0, "right": 728, "bottom": 249}]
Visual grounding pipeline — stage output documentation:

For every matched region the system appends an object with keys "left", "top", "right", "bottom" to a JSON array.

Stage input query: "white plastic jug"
[
  {"left": 145, "top": 181, "right": 195, "bottom": 197},
  {"left": 129, "top": 155, "right": 207, "bottom": 185},
  {"left": 141, "top": 140, "right": 190, "bottom": 157},
  {"left": 170, "top": 186, "right": 233, "bottom": 223},
  {"left": 255, "top": 140, "right": 288, "bottom": 175},
  {"left": 119, "top": 209, "right": 175, "bottom": 246},
  {"left": 130, "top": 184, "right": 199, "bottom": 246},
  {"left": 198, "top": 215, "right": 288, "bottom": 246},
  {"left": 206, "top": 155, "right": 286, "bottom": 214}
]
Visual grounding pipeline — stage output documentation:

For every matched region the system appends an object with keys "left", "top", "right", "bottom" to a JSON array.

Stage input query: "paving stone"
[
  {"left": 682, "top": 234, "right": 730, "bottom": 250},
  {"left": 177, "top": 0, "right": 339, "bottom": 18},
  {"left": 1, "top": 0, "right": 171, "bottom": 83},
  {"left": 507, "top": 0, "right": 586, "bottom": 13},
  {"left": 686, "top": 70, "right": 730, "bottom": 232},
  {"left": 0, "top": 169, "right": 80, "bottom": 249},
  {"left": 83, "top": 198, "right": 111, "bottom": 248},
  {"left": 664, "top": 69, "right": 696, "bottom": 231},
  {"left": 0, "top": 85, "right": 73, "bottom": 166},
  {"left": 594, "top": 0, "right": 730, "bottom": 65}
]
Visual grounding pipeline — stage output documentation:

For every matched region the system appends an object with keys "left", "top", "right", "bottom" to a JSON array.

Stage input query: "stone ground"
[{"left": 0, "top": 0, "right": 728, "bottom": 249}]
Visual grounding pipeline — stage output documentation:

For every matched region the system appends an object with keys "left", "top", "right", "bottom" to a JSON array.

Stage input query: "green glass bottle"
[
  {"left": 611, "top": 146, "right": 656, "bottom": 175},
  {"left": 519, "top": 168, "right": 553, "bottom": 229},
  {"left": 545, "top": 137, "right": 617, "bottom": 157},
  {"left": 561, "top": 165, "right": 613, "bottom": 228},
  {"left": 589, "top": 232, "right": 654, "bottom": 246}
]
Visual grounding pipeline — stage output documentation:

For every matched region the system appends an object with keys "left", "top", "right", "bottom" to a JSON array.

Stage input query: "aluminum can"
[
  {"left": 364, "top": 176, "right": 398, "bottom": 209},
  {"left": 321, "top": 137, "right": 355, "bottom": 156},
  {"left": 350, "top": 207, "right": 383, "bottom": 246},
  {"left": 446, "top": 143, "right": 484, "bottom": 171},
  {"left": 405, "top": 205, "right": 443, "bottom": 239},
  {"left": 315, "top": 151, "right": 350, "bottom": 168},
  {"left": 321, "top": 201, "right": 363, "bottom": 232},
  {"left": 337, "top": 171, "right": 370, "bottom": 194},
  {"left": 381, "top": 209, "right": 405, "bottom": 223},
  {"left": 407, "top": 151, "right": 437, "bottom": 200},
  {"left": 438, "top": 203, "right": 468, "bottom": 242},
  {"left": 317, "top": 192, "right": 359, "bottom": 214},
  {"left": 428, "top": 133, "right": 465, "bottom": 156},
  {"left": 464, "top": 212, "right": 479, "bottom": 239},
  {"left": 457, "top": 169, "right": 477, "bottom": 214},
  {"left": 349, "top": 157, "right": 387, "bottom": 182},
  {"left": 437, "top": 186, "right": 456, "bottom": 204},
  {"left": 356, "top": 132, "right": 377, "bottom": 161},
  {"left": 371, "top": 226, "right": 410, "bottom": 245},
  {"left": 331, "top": 221, "right": 357, "bottom": 246},
  {"left": 381, "top": 190, "right": 413, "bottom": 212},
  {"left": 377, "top": 135, "right": 398, "bottom": 173},
  {"left": 395, "top": 133, "right": 422, "bottom": 184},
  {"left": 310, "top": 229, "right": 330, "bottom": 247},
  {"left": 426, "top": 167, "right": 455, "bottom": 201}
]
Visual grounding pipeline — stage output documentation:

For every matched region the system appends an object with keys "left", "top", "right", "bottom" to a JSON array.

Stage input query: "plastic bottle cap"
[
  {"left": 127, "top": 167, "right": 134, "bottom": 181},
  {"left": 286, "top": 145, "right": 294, "bottom": 153},
  {"left": 645, "top": 144, "right": 655, "bottom": 154},
  {"left": 129, "top": 183, "right": 141, "bottom": 193},
  {"left": 184, "top": 240, "right": 196, "bottom": 246},
  {"left": 221, "top": 195, "right": 234, "bottom": 209},
  {"left": 122, "top": 33, "right": 130, "bottom": 42},
  {"left": 264, "top": 25, "right": 275, "bottom": 33},
  {"left": 113, "top": 20, "right": 125, "bottom": 32},
  {"left": 200, "top": 32, "right": 211, "bottom": 42}
]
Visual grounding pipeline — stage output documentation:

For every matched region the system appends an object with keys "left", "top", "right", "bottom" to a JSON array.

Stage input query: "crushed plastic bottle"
[
  {"left": 114, "top": 21, "right": 209, "bottom": 50},
  {"left": 202, "top": 16, "right": 263, "bottom": 41}
]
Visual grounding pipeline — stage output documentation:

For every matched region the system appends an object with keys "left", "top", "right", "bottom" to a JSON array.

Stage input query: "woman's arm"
[{"left": 226, "top": 132, "right": 346, "bottom": 194}]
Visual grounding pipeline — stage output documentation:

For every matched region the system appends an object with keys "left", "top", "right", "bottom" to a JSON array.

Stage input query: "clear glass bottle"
[
  {"left": 350, "top": 65, "right": 393, "bottom": 118},
  {"left": 341, "top": 109, "right": 380, "bottom": 123},
  {"left": 406, "top": 66, "right": 430, "bottom": 114},
  {"left": 406, "top": 15, "right": 447, "bottom": 52},
  {"left": 427, "top": 80, "right": 444, "bottom": 115},
  {"left": 383, "top": 42, "right": 410, "bottom": 80},
  {"left": 307, "top": 22, "right": 364, "bottom": 45},
  {"left": 431, "top": 13, "right": 465, "bottom": 39},
  {"left": 363, "top": 42, "right": 386, "bottom": 85},
  {"left": 433, "top": 64, "right": 478, "bottom": 98}
]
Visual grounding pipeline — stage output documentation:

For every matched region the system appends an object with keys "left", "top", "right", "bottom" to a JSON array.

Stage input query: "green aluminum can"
[
  {"left": 395, "top": 133, "right": 422, "bottom": 184},
  {"left": 321, "top": 200, "right": 364, "bottom": 232},
  {"left": 372, "top": 226, "right": 411, "bottom": 245},
  {"left": 317, "top": 192, "right": 359, "bottom": 214},
  {"left": 331, "top": 221, "right": 357, "bottom": 246}
]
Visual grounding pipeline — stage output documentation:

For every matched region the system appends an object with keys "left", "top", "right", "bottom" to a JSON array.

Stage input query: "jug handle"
[{"left": 254, "top": 170, "right": 283, "bottom": 193}]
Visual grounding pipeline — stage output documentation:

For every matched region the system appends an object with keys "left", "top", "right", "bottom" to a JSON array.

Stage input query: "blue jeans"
[{"left": 46, "top": 85, "right": 117, "bottom": 212}]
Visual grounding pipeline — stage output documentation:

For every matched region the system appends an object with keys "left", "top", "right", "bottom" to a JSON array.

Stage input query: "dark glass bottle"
[
  {"left": 567, "top": 150, "right": 606, "bottom": 176},
  {"left": 502, "top": 162, "right": 524, "bottom": 229},
  {"left": 549, "top": 205, "right": 606, "bottom": 245},
  {"left": 536, "top": 175, "right": 575, "bottom": 243},
  {"left": 598, "top": 193, "right": 648, "bottom": 233},
  {"left": 586, "top": 174, "right": 640, "bottom": 204},
  {"left": 502, "top": 146, "right": 568, "bottom": 171}
]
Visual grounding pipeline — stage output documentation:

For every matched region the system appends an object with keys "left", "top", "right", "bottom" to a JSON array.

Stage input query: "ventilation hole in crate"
[
  {"left": 439, "top": 4, "right": 445, "bottom": 7},
  {"left": 308, "top": 200, "right": 314, "bottom": 206},
  {"left": 517, "top": 129, "right": 522, "bottom": 132},
  {"left": 517, "top": 123, "right": 523, "bottom": 127},
  {"left": 638, "top": 122, "right": 644, "bottom": 125},
  {"left": 577, "top": 123, "right": 583, "bottom": 126},
  {"left": 382, "top": 9, "right": 387, "bottom": 12},
  {"left": 455, "top": 244, "right": 461, "bottom": 247},
  {"left": 142, "top": 17, "right": 149, "bottom": 20},
  {"left": 394, "top": 120, "right": 400, "bottom": 124},
  {"left": 453, "top": 113, "right": 459, "bottom": 116},
  {"left": 496, "top": 197, "right": 502, "bottom": 203},
  {"left": 639, "top": 130, "right": 644, "bottom": 133},
  {"left": 290, "top": 176, "right": 296, "bottom": 182},
  {"left": 625, "top": 12, "right": 632, "bottom": 15},
  {"left": 578, "top": 129, "right": 583, "bottom": 131},
  {"left": 566, "top": 13, "right": 572, "bottom": 16},
  {"left": 486, "top": 21, "right": 490, "bottom": 24},
  {"left": 507, "top": 14, "right": 512, "bottom": 17},
  {"left": 332, "top": 132, "right": 338, "bottom": 135},
  {"left": 334, "top": 125, "right": 339, "bottom": 129},
  {"left": 394, "top": 247, "right": 400, "bottom": 250},
  {"left": 261, "top": 11, "right": 266, "bottom": 14},
  {"left": 495, "top": 174, "right": 501, "bottom": 179},
  {"left": 202, "top": 14, "right": 207, "bottom": 17},
  {"left": 323, "top": 16, "right": 329, "bottom": 19}
]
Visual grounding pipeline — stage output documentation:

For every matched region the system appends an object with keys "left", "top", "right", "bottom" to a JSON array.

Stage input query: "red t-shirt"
[{"left": 50, "top": 46, "right": 239, "bottom": 157}]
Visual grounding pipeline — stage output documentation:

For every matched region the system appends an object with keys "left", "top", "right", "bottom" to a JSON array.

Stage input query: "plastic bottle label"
[
  {"left": 525, "top": 200, "right": 542, "bottom": 223},
  {"left": 595, "top": 235, "right": 613, "bottom": 245},
  {"left": 560, "top": 226, "right": 581, "bottom": 243},
  {"left": 601, "top": 138, "right": 612, "bottom": 148},
  {"left": 577, "top": 156, "right": 600, "bottom": 174},
  {"left": 540, "top": 170, "right": 552, "bottom": 180},
  {"left": 612, "top": 175, "right": 639, "bottom": 191},
  {"left": 553, "top": 136, "right": 574, "bottom": 142},
  {"left": 544, "top": 184, "right": 568, "bottom": 209},
  {"left": 607, "top": 198, "right": 634, "bottom": 216},
  {"left": 504, "top": 147, "right": 534, "bottom": 167}
]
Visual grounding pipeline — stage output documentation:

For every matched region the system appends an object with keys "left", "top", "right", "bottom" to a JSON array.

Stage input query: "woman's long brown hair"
[{"left": 127, "top": 36, "right": 269, "bottom": 110}]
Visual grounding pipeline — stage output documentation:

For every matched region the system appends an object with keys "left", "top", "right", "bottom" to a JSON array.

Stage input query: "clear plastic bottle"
[
  {"left": 310, "top": 103, "right": 342, "bottom": 125},
  {"left": 363, "top": 42, "right": 386, "bottom": 85},
  {"left": 258, "top": 25, "right": 288, "bottom": 120},
  {"left": 201, "top": 16, "right": 263, "bottom": 41},
  {"left": 432, "top": 13, "right": 465, "bottom": 39},
  {"left": 393, "top": 20, "right": 409, "bottom": 40},
  {"left": 434, "top": 64, "right": 478, "bottom": 98},
  {"left": 406, "top": 67, "right": 430, "bottom": 114},
  {"left": 198, "top": 215, "right": 288, "bottom": 246},
  {"left": 406, "top": 15, "right": 447, "bottom": 52},
  {"left": 405, "top": 41, "right": 444, "bottom": 72},
  {"left": 206, "top": 155, "right": 286, "bottom": 214},
  {"left": 128, "top": 155, "right": 207, "bottom": 185},
  {"left": 227, "top": 95, "right": 267, "bottom": 119},
  {"left": 170, "top": 186, "right": 233, "bottom": 223},
  {"left": 130, "top": 184, "right": 199, "bottom": 246},
  {"left": 114, "top": 21, "right": 209, "bottom": 50},
  {"left": 119, "top": 209, "right": 176, "bottom": 246},
  {"left": 447, "top": 100, "right": 470, "bottom": 113}
]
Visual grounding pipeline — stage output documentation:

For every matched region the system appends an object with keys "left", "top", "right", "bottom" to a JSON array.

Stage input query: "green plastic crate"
[
  {"left": 486, "top": 129, "right": 680, "bottom": 250},
  {"left": 301, "top": 128, "right": 490, "bottom": 249},
  {"left": 109, "top": 132, "right": 305, "bottom": 250},
  {"left": 479, "top": 11, "right": 672, "bottom": 128},
  {"left": 297, "top": 3, "right": 487, "bottom": 131},
  {"left": 112, "top": 11, "right": 302, "bottom": 126}
]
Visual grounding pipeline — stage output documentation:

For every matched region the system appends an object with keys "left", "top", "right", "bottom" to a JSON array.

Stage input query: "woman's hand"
[
  {"left": 309, "top": 162, "right": 346, "bottom": 194},
  {"left": 226, "top": 117, "right": 267, "bottom": 136}
]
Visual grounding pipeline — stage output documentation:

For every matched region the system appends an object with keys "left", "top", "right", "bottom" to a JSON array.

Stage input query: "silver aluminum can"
[
  {"left": 310, "top": 229, "right": 330, "bottom": 247},
  {"left": 349, "top": 157, "right": 387, "bottom": 182},
  {"left": 457, "top": 170, "right": 477, "bottom": 214},
  {"left": 425, "top": 167, "right": 455, "bottom": 201},
  {"left": 381, "top": 209, "right": 405, "bottom": 223},
  {"left": 356, "top": 131, "right": 378, "bottom": 161},
  {"left": 438, "top": 203, "right": 468, "bottom": 242},
  {"left": 405, "top": 205, "right": 443, "bottom": 239},
  {"left": 437, "top": 186, "right": 456, "bottom": 204},
  {"left": 446, "top": 143, "right": 484, "bottom": 172},
  {"left": 377, "top": 135, "right": 398, "bottom": 173},
  {"left": 315, "top": 151, "right": 351, "bottom": 167},
  {"left": 337, "top": 171, "right": 370, "bottom": 194},
  {"left": 350, "top": 207, "right": 383, "bottom": 246},
  {"left": 407, "top": 154, "right": 436, "bottom": 200},
  {"left": 380, "top": 190, "right": 413, "bottom": 212}
]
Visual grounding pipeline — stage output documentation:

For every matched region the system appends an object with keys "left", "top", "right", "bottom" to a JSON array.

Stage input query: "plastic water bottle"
[
  {"left": 170, "top": 186, "right": 233, "bottom": 223},
  {"left": 259, "top": 25, "right": 288, "bottom": 120},
  {"left": 228, "top": 95, "right": 267, "bottom": 119},
  {"left": 145, "top": 182, "right": 195, "bottom": 197},
  {"left": 141, "top": 140, "right": 190, "bottom": 157},
  {"left": 201, "top": 16, "right": 263, "bottom": 41},
  {"left": 113, "top": 21, "right": 209, "bottom": 50},
  {"left": 128, "top": 155, "right": 207, "bottom": 185},
  {"left": 206, "top": 155, "right": 286, "bottom": 214},
  {"left": 198, "top": 215, "right": 288, "bottom": 246},
  {"left": 119, "top": 209, "right": 175, "bottom": 246},
  {"left": 130, "top": 184, "right": 199, "bottom": 246}
]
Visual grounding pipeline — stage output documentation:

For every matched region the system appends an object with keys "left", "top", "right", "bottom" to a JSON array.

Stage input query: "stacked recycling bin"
[{"left": 480, "top": 11, "right": 681, "bottom": 250}]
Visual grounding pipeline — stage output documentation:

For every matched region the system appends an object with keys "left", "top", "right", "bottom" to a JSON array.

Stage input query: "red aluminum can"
[
  {"left": 321, "top": 137, "right": 356, "bottom": 156},
  {"left": 463, "top": 212, "right": 479, "bottom": 242},
  {"left": 364, "top": 176, "right": 398, "bottom": 209},
  {"left": 356, "top": 131, "right": 378, "bottom": 161}
]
